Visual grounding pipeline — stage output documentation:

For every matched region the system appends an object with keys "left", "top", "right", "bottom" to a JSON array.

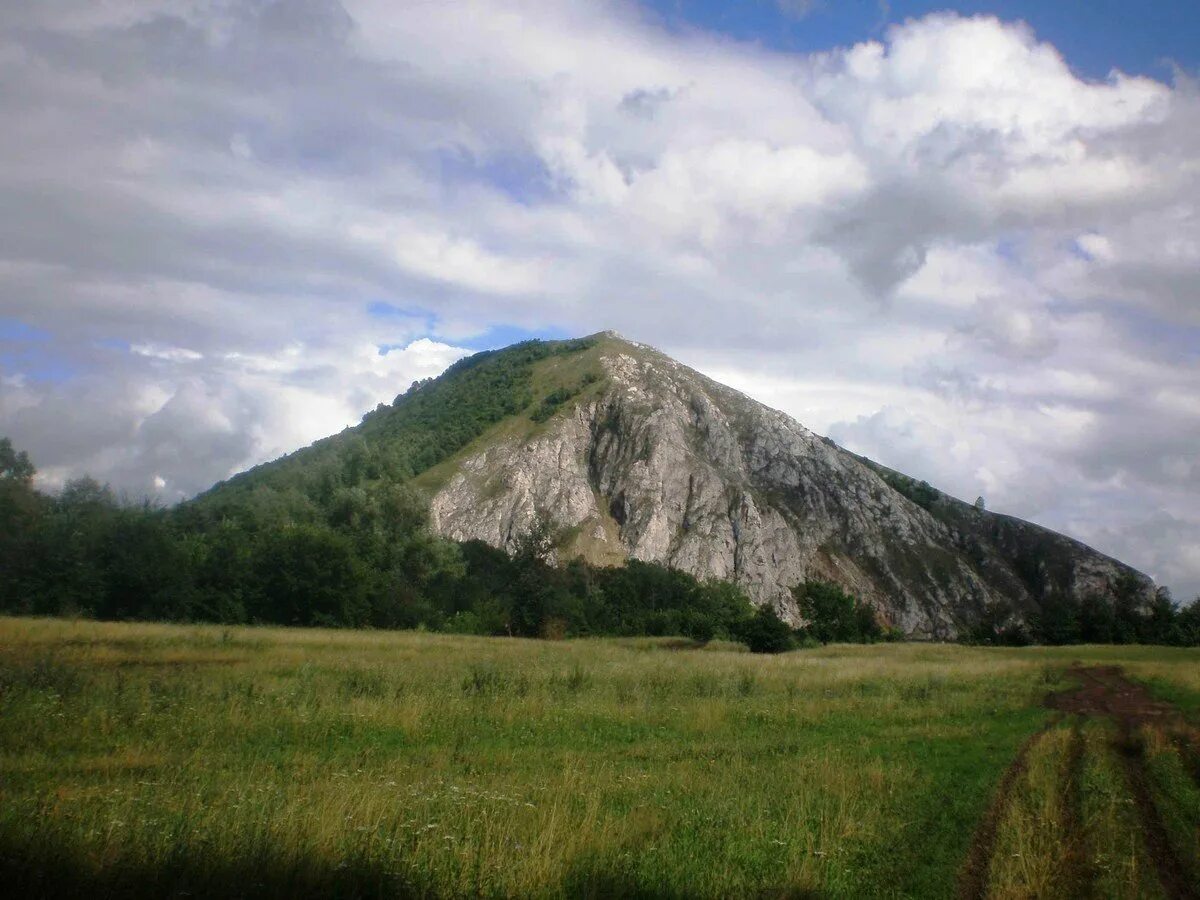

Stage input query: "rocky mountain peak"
[{"left": 424, "top": 335, "right": 1153, "bottom": 638}]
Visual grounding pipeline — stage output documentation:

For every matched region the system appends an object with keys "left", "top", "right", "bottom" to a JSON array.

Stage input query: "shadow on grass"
[
  {"left": 0, "top": 843, "right": 429, "bottom": 900},
  {"left": 0, "top": 840, "right": 826, "bottom": 899}
]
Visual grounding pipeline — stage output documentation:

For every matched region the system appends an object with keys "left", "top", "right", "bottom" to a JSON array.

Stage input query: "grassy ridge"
[
  {"left": 1, "top": 619, "right": 1198, "bottom": 898},
  {"left": 198, "top": 337, "right": 599, "bottom": 508}
]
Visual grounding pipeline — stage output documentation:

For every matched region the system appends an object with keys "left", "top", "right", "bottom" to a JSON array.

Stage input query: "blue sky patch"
[
  {"left": 0, "top": 347, "right": 80, "bottom": 384},
  {"left": 995, "top": 238, "right": 1023, "bottom": 264},
  {"left": 446, "top": 324, "right": 573, "bottom": 352},
  {"left": 368, "top": 301, "right": 414, "bottom": 319},
  {"left": 436, "top": 147, "right": 555, "bottom": 205},
  {"left": 0, "top": 318, "right": 51, "bottom": 343},
  {"left": 640, "top": 0, "right": 1197, "bottom": 81},
  {"left": 367, "top": 304, "right": 569, "bottom": 352},
  {"left": 0, "top": 319, "right": 80, "bottom": 382}
]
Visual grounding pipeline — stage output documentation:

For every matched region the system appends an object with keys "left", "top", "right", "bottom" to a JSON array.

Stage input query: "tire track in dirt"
[
  {"left": 1113, "top": 721, "right": 1196, "bottom": 900},
  {"left": 955, "top": 718, "right": 1059, "bottom": 900},
  {"left": 1058, "top": 719, "right": 1094, "bottom": 898},
  {"left": 960, "top": 665, "right": 1198, "bottom": 900},
  {"left": 1046, "top": 665, "right": 1197, "bottom": 900}
]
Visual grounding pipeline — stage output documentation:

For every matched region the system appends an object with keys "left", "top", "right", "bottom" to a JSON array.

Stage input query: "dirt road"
[{"left": 958, "top": 664, "right": 1199, "bottom": 900}]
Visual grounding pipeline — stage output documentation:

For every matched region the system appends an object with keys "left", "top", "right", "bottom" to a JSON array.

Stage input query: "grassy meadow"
[{"left": 1, "top": 617, "right": 1198, "bottom": 898}]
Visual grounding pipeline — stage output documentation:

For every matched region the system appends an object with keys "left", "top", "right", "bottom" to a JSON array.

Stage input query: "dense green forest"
[
  {"left": 0, "top": 435, "right": 822, "bottom": 651},
  {"left": 1, "top": 339, "right": 808, "bottom": 649},
  {"left": 965, "top": 577, "right": 1200, "bottom": 647},
  {"left": 2, "top": 336, "right": 1198, "bottom": 649},
  {"left": 3, "top": 433, "right": 1198, "bottom": 648}
]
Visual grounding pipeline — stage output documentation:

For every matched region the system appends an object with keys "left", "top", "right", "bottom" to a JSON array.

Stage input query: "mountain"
[{"left": 200, "top": 332, "right": 1152, "bottom": 639}]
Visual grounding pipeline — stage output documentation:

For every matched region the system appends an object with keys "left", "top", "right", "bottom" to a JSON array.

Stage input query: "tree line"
[
  {"left": 1, "top": 437, "right": 854, "bottom": 651},
  {"left": 967, "top": 578, "right": 1200, "bottom": 647},
  {"left": 4, "top": 433, "right": 1197, "bottom": 649}
]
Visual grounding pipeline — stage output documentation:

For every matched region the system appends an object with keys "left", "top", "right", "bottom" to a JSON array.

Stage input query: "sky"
[{"left": 1, "top": 0, "right": 1198, "bottom": 598}]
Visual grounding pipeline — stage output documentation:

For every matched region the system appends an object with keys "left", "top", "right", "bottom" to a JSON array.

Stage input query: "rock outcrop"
[{"left": 430, "top": 334, "right": 1152, "bottom": 639}]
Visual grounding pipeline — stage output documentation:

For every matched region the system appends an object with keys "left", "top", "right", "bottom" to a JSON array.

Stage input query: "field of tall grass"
[{"left": 1, "top": 617, "right": 1197, "bottom": 898}]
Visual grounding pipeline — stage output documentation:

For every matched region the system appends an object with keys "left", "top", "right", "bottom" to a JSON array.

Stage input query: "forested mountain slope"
[{"left": 200, "top": 333, "right": 1153, "bottom": 639}]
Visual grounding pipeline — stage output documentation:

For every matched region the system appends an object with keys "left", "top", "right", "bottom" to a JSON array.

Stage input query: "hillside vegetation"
[
  {"left": 198, "top": 338, "right": 599, "bottom": 507},
  {"left": 2, "top": 330, "right": 1199, "bottom": 646},
  {"left": 1, "top": 441, "right": 764, "bottom": 642}
]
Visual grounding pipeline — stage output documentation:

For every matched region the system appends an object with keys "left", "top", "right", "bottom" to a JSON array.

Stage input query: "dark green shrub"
[
  {"left": 735, "top": 606, "right": 795, "bottom": 654},
  {"left": 793, "top": 580, "right": 881, "bottom": 644}
]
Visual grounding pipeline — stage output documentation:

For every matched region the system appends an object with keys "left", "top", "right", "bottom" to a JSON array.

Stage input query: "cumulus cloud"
[
  {"left": 0, "top": 1, "right": 1197, "bottom": 596},
  {"left": 12, "top": 336, "right": 468, "bottom": 500}
]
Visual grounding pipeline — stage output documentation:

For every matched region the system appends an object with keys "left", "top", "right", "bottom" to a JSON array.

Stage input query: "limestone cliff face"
[{"left": 429, "top": 336, "right": 1151, "bottom": 639}]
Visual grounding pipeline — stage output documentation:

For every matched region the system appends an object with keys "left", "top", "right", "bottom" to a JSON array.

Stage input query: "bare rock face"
[{"left": 429, "top": 337, "right": 1152, "bottom": 639}]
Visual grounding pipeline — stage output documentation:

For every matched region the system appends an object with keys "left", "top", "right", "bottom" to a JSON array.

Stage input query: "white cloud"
[
  {"left": 962, "top": 297, "right": 1058, "bottom": 360},
  {"left": 9, "top": 335, "right": 469, "bottom": 500},
  {"left": 387, "top": 225, "right": 551, "bottom": 297},
  {"left": 0, "top": 3, "right": 1197, "bottom": 596},
  {"left": 131, "top": 343, "right": 204, "bottom": 362}
]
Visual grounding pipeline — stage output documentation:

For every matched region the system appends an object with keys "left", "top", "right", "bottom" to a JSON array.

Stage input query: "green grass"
[
  {"left": 986, "top": 724, "right": 1073, "bottom": 897},
  {"left": 1, "top": 619, "right": 1198, "bottom": 898},
  {"left": 1140, "top": 723, "right": 1200, "bottom": 888},
  {"left": 1079, "top": 720, "right": 1167, "bottom": 899},
  {"left": 409, "top": 338, "right": 608, "bottom": 500}
]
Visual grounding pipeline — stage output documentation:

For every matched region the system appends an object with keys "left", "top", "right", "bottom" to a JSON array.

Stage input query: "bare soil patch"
[{"left": 1045, "top": 664, "right": 1178, "bottom": 724}]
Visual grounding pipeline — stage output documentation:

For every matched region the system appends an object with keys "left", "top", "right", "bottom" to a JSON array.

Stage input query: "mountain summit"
[{"left": 203, "top": 333, "right": 1151, "bottom": 638}]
